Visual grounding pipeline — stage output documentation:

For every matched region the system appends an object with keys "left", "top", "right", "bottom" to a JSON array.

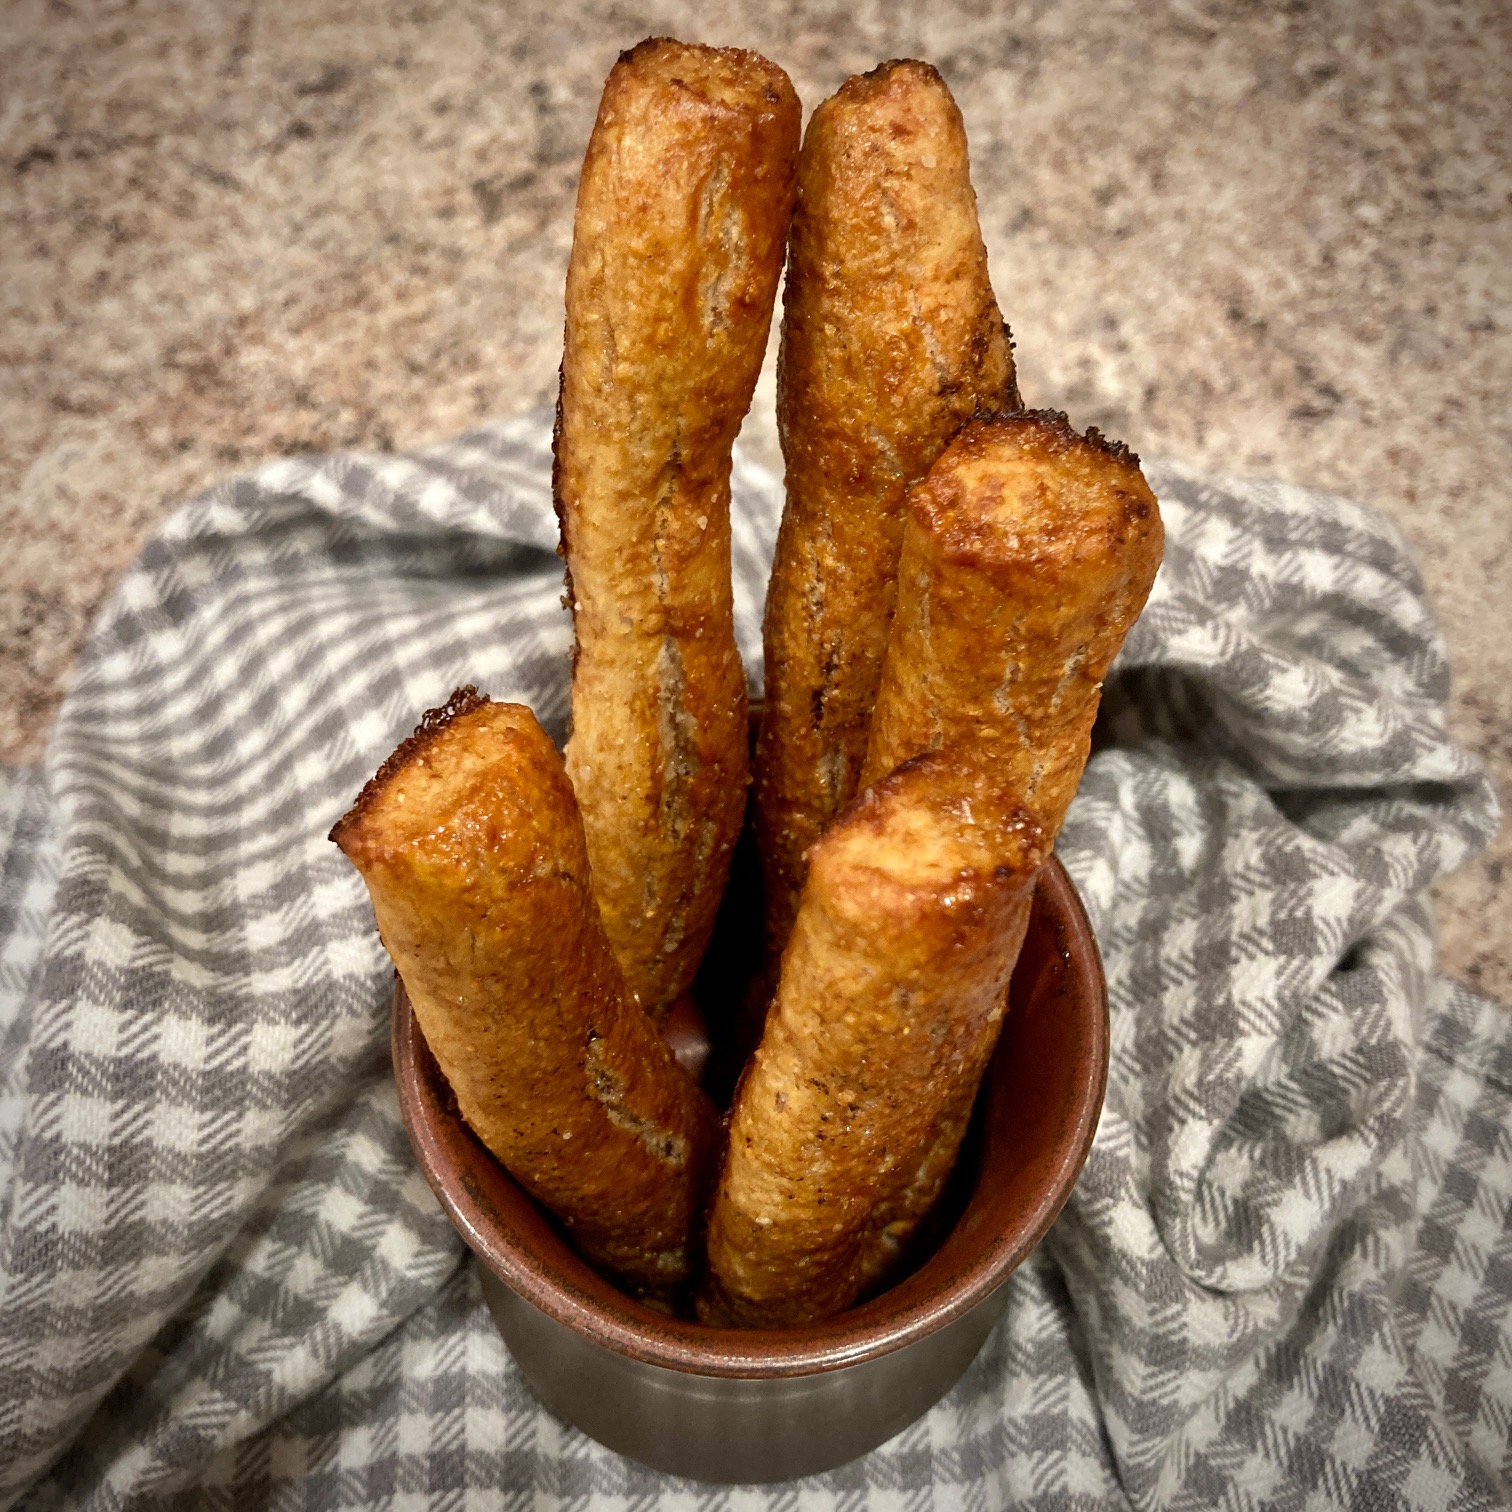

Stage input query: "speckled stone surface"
[{"left": 2, "top": 0, "right": 1508, "bottom": 995}]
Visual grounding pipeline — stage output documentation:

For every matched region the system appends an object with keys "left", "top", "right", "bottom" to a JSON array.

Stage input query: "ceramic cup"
[{"left": 392, "top": 853, "right": 1107, "bottom": 1483}]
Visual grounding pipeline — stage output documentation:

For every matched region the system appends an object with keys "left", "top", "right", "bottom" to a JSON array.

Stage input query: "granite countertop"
[{"left": 2, "top": 0, "right": 1507, "bottom": 996}]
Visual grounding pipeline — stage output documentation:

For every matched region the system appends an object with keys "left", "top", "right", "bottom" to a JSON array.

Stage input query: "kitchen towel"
[{"left": 0, "top": 410, "right": 1504, "bottom": 1510}]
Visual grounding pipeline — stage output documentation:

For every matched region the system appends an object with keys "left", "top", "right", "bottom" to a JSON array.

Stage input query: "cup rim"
[{"left": 393, "top": 853, "right": 1107, "bottom": 1379}]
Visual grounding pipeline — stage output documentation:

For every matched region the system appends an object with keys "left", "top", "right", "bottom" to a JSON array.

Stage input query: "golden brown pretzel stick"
[
  {"left": 331, "top": 690, "right": 721, "bottom": 1295},
  {"left": 754, "top": 59, "right": 1020, "bottom": 962},
  {"left": 699, "top": 750, "right": 1045, "bottom": 1328},
  {"left": 556, "top": 39, "right": 800, "bottom": 1021},
  {"left": 851, "top": 411, "right": 1163, "bottom": 1290}
]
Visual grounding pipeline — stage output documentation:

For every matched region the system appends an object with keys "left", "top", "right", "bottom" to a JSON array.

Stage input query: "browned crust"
[
  {"left": 919, "top": 406, "right": 1141, "bottom": 474},
  {"left": 699, "top": 749, "right": 1045, "bottom": 1328},
  {"left": 328, "top": 685, "right": 491, "bottom": 848},
  {"left": 556, "top": 38, "right": 800, "bottom": 1022},
  {"left": 333, "top": 698, "right": 721, "bottom": 1294},
  {"left": 614, "top": 34, "right": 794, "bottom": 95},
  {"left": 752, "top": 57, "right": 1019, "bottom": 968}
]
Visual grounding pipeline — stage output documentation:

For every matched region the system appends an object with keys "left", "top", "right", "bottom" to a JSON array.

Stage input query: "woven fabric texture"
[{"left": 0, "top": 412, "right": 1504, "bottom": 1510}]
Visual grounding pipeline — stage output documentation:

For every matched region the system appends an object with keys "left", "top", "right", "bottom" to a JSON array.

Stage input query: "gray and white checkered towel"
[{"left": 0, "top": 411, "right": 1504, "bottom": 1510}]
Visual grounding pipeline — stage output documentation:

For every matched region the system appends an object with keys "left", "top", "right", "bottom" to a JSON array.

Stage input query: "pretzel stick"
[
  {"left": 852, "top": 412, "right": 1162, "bottom": 1289},
  {"left": 753, "top": 60, "right": 1019, "bottom": 964},
  {"left": 700, "top": 749, "right": 1044, "bottom": 1327},
  {"left": 557, "top": 39, "right": 800, "bottom": 1020},
  {"left": 332, "top": 690, "right": 720, "bottom": 1295}
]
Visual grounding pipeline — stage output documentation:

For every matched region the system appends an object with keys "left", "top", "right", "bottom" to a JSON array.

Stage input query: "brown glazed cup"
[{"left": 393, "top": 853, "right": 1108, "bottom": 1484}]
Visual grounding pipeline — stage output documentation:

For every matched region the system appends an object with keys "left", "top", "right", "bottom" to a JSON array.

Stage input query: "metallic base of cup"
[{"left": 478, "top": 1264, "right": 1010, "bottom": 1484}]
